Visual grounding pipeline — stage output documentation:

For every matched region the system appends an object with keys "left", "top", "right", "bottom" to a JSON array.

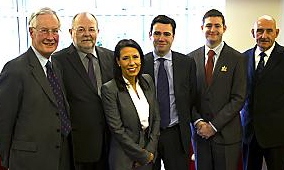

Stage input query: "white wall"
[{"left": 224, "top": 0, "right": 284, "bottom": 52}]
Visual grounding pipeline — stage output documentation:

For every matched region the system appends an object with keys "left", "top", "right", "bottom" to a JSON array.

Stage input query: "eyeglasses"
[
  {"left": 32, "top": 27, "right": 60, "bottom": 35},
  {"left": 73, "top": 27, "right": 97, "bottom": 34}
]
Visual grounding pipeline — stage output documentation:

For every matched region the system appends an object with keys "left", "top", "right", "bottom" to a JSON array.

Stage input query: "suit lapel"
[
  {"left": 260, "top": 43, "right": 283, "bottom": 81},
  {"left": 144, "top": 53, "right": 155, "bottom": 82},
  {"left": 66, "top": 45, "right": 96, "bottom": 92},
  {"left": 194, "top": 47, "right": 207, "bottom": 90},
  {"left": 27, "top": 48, "right": 57, "bottom": 106},
  {"left": 142, "top": 75, "right": 153, "bottom": 130}
]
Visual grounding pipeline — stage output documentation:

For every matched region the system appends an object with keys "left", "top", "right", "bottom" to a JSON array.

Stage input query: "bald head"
[
  {"left": 251, "top": 15, "right": 279, "bottom": 51},
  {"left": 70, "top": 12, "right": 99, "bottom": 53}
]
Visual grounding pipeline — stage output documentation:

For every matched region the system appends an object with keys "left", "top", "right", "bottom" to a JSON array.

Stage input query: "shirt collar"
[
  {"left": 31, "top": 45, "right": 50, "bottom": 68},
  {"left": 153, "top": 50, "right": 172, "bottom": 62},
  {"left": 256, "top": 42, "right": 275, "bottom": 57},
  {"left": 205, "top": 41, "right": 224, "bottom": 56}
]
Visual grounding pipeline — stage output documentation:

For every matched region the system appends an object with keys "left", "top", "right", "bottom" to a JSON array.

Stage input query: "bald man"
[
  {"left": 53, "top": 12, "right": 114, "bottom": 170},
  {"left": 241, "top": 15, "right": 284, "bottom": 170}
]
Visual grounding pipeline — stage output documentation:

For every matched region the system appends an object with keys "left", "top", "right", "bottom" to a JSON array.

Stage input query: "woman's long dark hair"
[{"left": 113, "top": 39, "right": 149, "bottom": 91}]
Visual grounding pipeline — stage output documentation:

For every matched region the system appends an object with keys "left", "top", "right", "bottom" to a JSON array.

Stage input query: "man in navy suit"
[
  {"left": 53, "top": 12, "right": 113, "bottom": 170},
  {"left": 188, "top": 9, "right": 246, "bottom": 170},
  {"left": 144, "top": 15, "right": 197, "bottom": 170},
  {"left": 241, "top": 15, "right": 284, "bottom": 170}
]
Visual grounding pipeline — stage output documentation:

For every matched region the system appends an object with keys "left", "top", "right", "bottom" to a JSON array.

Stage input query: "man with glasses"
[
  {"left": 53, "top": 12, "right": 113, "bottom": 170},
  {"left": 0, "top": 7, "right": 73, "bottom": 170}
]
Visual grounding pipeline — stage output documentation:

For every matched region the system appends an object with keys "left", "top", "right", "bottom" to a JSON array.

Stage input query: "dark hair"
[
  {"left": 150, "top": 15, "right": 176, "bottom": 35},
  {"left": 113, "top": 39, "right": 149, "bottom": 91},
  {"left": 202, "top": 9, "right": 225, "bottom": 26}
]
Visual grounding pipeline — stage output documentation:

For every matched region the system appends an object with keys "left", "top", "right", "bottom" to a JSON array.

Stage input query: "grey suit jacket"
[
  {"left": 101, "top": 74, "right": 160, "bottom": 170},
  {"left": 188, "top": 43, "right": 247, "bottom": 144},
  {"left": 0, "top": 47, "right": 70, "bottom": 170},
  {"left": 53, "top": 44, "right": 114, "bottom": 161}
]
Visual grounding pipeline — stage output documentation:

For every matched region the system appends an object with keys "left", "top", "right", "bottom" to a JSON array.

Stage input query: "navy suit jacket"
[{"left": 241, "top": 42, "right": 284, "bottom": 148}]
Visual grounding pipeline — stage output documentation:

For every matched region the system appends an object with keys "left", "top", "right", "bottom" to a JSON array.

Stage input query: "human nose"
[{"left": 261, "top": 30, "right": 268, "bottom": 38}]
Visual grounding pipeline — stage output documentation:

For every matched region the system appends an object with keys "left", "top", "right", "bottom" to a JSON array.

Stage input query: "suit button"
[
  {"left": 56, "top": 113, "right": 59, "bottom": 116},
  {"left": 56, "top": 129, "right": 60, "bottom": 132},
  {"left": 55, "top": 145, "right": 60, "bottom": 149}
]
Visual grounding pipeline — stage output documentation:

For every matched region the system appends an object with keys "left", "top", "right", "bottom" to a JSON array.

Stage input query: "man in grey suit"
[
  {"left": 53, "top": 12, "right": 113, "bottom": 170},
  {"left": 0, "top": 7, "right": 73, "bottom": 170},
  {"left": 187, "top": 9, "right": 246, "bottom": 170},
  {"left": 144, "top": 15, "right": 197, "bottom": 170}
]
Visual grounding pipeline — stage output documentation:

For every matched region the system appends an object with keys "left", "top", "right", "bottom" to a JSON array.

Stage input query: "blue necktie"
[
  {"left": 46, "top": 61, "right": 71, "bottom": 136},
  {"left": 157, "top": 58, "right": 170, "bottom": 128},
  {"left": 255, "top": 52, "right": 266, "bottom": 80}
]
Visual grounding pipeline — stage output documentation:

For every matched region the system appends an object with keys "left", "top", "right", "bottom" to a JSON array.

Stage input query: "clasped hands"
[
  {"left": 196, "top": 121, "right": 216, "bottom": 139},
  {"left": 133, "top": 149, "right": 154, "bottom": 168}
]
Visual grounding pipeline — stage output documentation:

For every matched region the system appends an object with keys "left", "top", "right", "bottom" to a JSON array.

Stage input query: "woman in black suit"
[{"left": 101, "top": 39, "right": 160, "bottom": 170}]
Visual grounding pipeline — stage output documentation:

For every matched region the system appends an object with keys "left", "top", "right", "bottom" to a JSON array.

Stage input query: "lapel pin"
[{"left": 221, "top": 66, "right": 227, "bottom": 72}]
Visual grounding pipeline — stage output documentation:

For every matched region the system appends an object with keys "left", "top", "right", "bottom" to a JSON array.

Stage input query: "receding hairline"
[
  {"left": 254, "top": 15, "right": 278, "bottom": 28},
  {"left": 71, "top": 12, "right": 98, "bottom": 28},
  {"left": 28, "top": 7, "right": 60, "bottom": 27}
]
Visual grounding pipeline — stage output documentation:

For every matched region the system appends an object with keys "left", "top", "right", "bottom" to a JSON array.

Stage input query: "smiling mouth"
[{"left": 43, "top": 42, "right": 55, "bottom": 46}]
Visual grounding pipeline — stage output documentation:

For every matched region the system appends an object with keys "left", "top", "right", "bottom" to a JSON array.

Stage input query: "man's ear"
[{"left": 251, "top": 29, "right": 255, "bottom": 38}]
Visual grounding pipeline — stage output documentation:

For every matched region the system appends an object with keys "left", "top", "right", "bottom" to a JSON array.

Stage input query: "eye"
[
  {"left": 121, "top": 56, "right": 129, "bottom": 60},
  {"left": 163, "top": 32, "right": 172, "bottom": 36},
  {"left": 40, "top": 28, "right": 48, "bottom": 34},
  {"left": 153, "top": 31, "right": 162, "bottom": 36},
  {"left": 89, "top": 28, "right": 96, "bottom": 32},
  {"left": 76, "top": 27, "right": 85, "bottom": 33},
  {"left": 133, "top": 55, "right": 140, "bottom": 59}
]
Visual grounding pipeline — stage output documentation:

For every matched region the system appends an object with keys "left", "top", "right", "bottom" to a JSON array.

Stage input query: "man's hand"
[{"left": 196, "top": 122, "right": 216, "bottom": 139}]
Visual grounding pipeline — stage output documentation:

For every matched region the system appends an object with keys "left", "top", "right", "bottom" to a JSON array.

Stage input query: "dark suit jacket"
[
  {"left": 0, "top": 47, "right": 70, "bottom": 170},
  {"left": 188, "top": 43, "right": 246, "bottom": 144},
  {"left": 101, "top": 74, "right": 160, "bottom": 170},
  {"left": 143, "top": 51, "right": 197, "bottom": 156},
  {"left": 52, "top": 44, "right": 113, "bottom": 162},
  {"left": 241, "top": 42, "right": 284, "bottom": 148}
]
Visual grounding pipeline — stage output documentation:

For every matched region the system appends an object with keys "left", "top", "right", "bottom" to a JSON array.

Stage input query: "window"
[{"left": 0, "top": 0, "right": 225, "bottom": 70}]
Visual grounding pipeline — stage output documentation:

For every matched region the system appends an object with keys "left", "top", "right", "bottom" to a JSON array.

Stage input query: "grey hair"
[{"left": 28, "top": 7, "right": 60, "bottom": 28}]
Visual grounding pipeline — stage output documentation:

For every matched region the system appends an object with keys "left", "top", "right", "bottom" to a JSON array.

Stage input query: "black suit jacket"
[
  {"left": 144, "top": 51, "right": 197, "bottom": 155},
  {"left": 0, "top": 47, "right": 70, "bottom": 170},
  {"left": 241, "top": 42, "right": 284, "bottom": 148},
  {"left": 53, "top": 44, "right": 114, "bottom": 162},
  {"left": 188, "top": 43, "right": 246, "bottom": 144}
]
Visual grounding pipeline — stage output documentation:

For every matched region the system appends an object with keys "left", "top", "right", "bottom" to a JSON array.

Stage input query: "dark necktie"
[
  {"left": 205, "top": 50, "right": 215, "bottom": 86},
  {"left": 255, "top": 52, "right": 266, "bottom": 80},
  {"left": 86, "top": 53, "right": 98, "bottom": 90},
  {"left": 46, "top": 61, "right": 71, "bottom": 136},
  {"left": 157, "top": 58, "right": 170, "bottom": 128}
]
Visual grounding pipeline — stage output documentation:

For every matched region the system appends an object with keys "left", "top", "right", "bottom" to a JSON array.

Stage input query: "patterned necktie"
[
  {"left": 255, "top": 52, "right": 266, "bottom": 80},
  {"left": 86, "top": 54, "right": 98, "bottom": 90},
  {"left": 157, "top": 58, "right": 170, "bottom": 128},
  {"left": 205, "top": 50, "right": 215, "bottom": 85},
  {"left": 46, "top": 61, "right": 71, "bottom": 136}
]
